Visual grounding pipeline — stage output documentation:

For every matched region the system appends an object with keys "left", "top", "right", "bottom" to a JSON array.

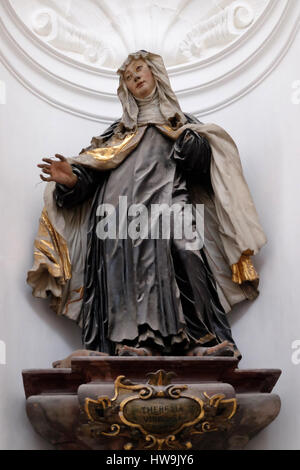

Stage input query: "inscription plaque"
[{"left": 84, "top": 370, "right": 237, "bottom": 450}]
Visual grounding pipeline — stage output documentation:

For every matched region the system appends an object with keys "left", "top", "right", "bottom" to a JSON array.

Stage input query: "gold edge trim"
[
  {"left": 231, "top": 250, "right": 259, "bottom": 285},
  {"left": 41, "top": 208, "right": 72, "bottom": 281},
  {"left": 85, "top": 132, "right": 136, "bottom": 161}
]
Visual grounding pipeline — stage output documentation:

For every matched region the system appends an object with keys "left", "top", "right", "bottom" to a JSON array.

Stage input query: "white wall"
[
  {"left": 0, "top": 14, "right": 300, "bottom": 451},
  {"left": 211, "top": 35, "right": 300, "bottom": 449}
]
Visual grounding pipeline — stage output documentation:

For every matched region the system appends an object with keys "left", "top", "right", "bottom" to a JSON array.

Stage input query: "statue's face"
[{"left": 124, "top": 59, "right": 156, "bottom": 99}]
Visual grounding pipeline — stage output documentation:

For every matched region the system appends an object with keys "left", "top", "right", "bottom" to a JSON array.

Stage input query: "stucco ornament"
[
  {"left": 1, "top": 0, "right": 297, "bottom": 121},
  {"left": 9, "top": 0, "right": 269, "bottom": 68}
]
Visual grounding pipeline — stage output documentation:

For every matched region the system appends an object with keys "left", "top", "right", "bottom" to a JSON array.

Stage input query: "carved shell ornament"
[
  {"left": 2, "top": 0, "right": 298, "bottom": 121},
  {"left": 9, "top": 0, "right": 269, "bottom": 69}
]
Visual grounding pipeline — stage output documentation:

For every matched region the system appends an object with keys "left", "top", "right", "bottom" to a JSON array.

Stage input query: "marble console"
[{"left": 22, "top": 357, "right": 281, "bottom": 450}]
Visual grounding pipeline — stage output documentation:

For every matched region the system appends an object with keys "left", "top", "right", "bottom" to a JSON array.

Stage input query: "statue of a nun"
[{"left": 28, "top": 51, "right": 267, "bottom": 363}]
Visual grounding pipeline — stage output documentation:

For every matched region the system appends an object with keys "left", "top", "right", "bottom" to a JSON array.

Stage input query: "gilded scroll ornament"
[{"left": 84, "top": 370, "right": 237, "bottom": 450}]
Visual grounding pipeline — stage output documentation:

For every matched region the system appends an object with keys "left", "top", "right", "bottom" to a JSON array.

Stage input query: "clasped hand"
[{"left": 37, "top": 154, "right": 78, "bottom": 188}]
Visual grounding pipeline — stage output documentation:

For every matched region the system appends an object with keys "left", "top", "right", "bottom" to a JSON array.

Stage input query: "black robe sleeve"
[
  {"left": 172, "top": 128, "right": 211, "bottom": 174},
  {"left": 55, "top": 120, "right": 120, "bottom": 209},
  {"left": 55, "top": 164, "right": 104, "bottom": 209}
]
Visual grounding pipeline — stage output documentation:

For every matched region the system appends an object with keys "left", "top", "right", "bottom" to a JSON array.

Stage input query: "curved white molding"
[
  {"left": 179, "top": 1, "right": 256, "bottom": 61},
  {"left": 0, "top": 0, "right": 299, "bottom": 122},
  {"left": 9, "top": 0, "right": 269, "bottom": 68}
]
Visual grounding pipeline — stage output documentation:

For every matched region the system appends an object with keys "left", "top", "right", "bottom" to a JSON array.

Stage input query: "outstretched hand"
[{"left": 37, "top": 154, "right": 78, "bottom": 188}]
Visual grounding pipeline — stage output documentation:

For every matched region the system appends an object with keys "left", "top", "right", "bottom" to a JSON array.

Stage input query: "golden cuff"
[{"left": 231, "top": 250, "right": 259, "bottom": 285}]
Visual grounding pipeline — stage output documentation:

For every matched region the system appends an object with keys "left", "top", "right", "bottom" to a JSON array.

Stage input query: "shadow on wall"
[{"left": 24, "top": 289, "right": 82, "bottom": 365}]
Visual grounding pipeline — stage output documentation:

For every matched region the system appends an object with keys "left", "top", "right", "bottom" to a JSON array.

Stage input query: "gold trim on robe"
[
  {"left": 27, "top": 208, "right": 71, "bottom": 308},
  {"left": 68, "top": 129, "right": 147, "bottom": 171},
  {"left": 40, "top": 208, "right": 71, "bottom": 281},
  {"left": 231, "top": 250, "right": 259, "bottom": 285},
  {"left": 85, "top": 132, "right": 136, "bottom": 161}
]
